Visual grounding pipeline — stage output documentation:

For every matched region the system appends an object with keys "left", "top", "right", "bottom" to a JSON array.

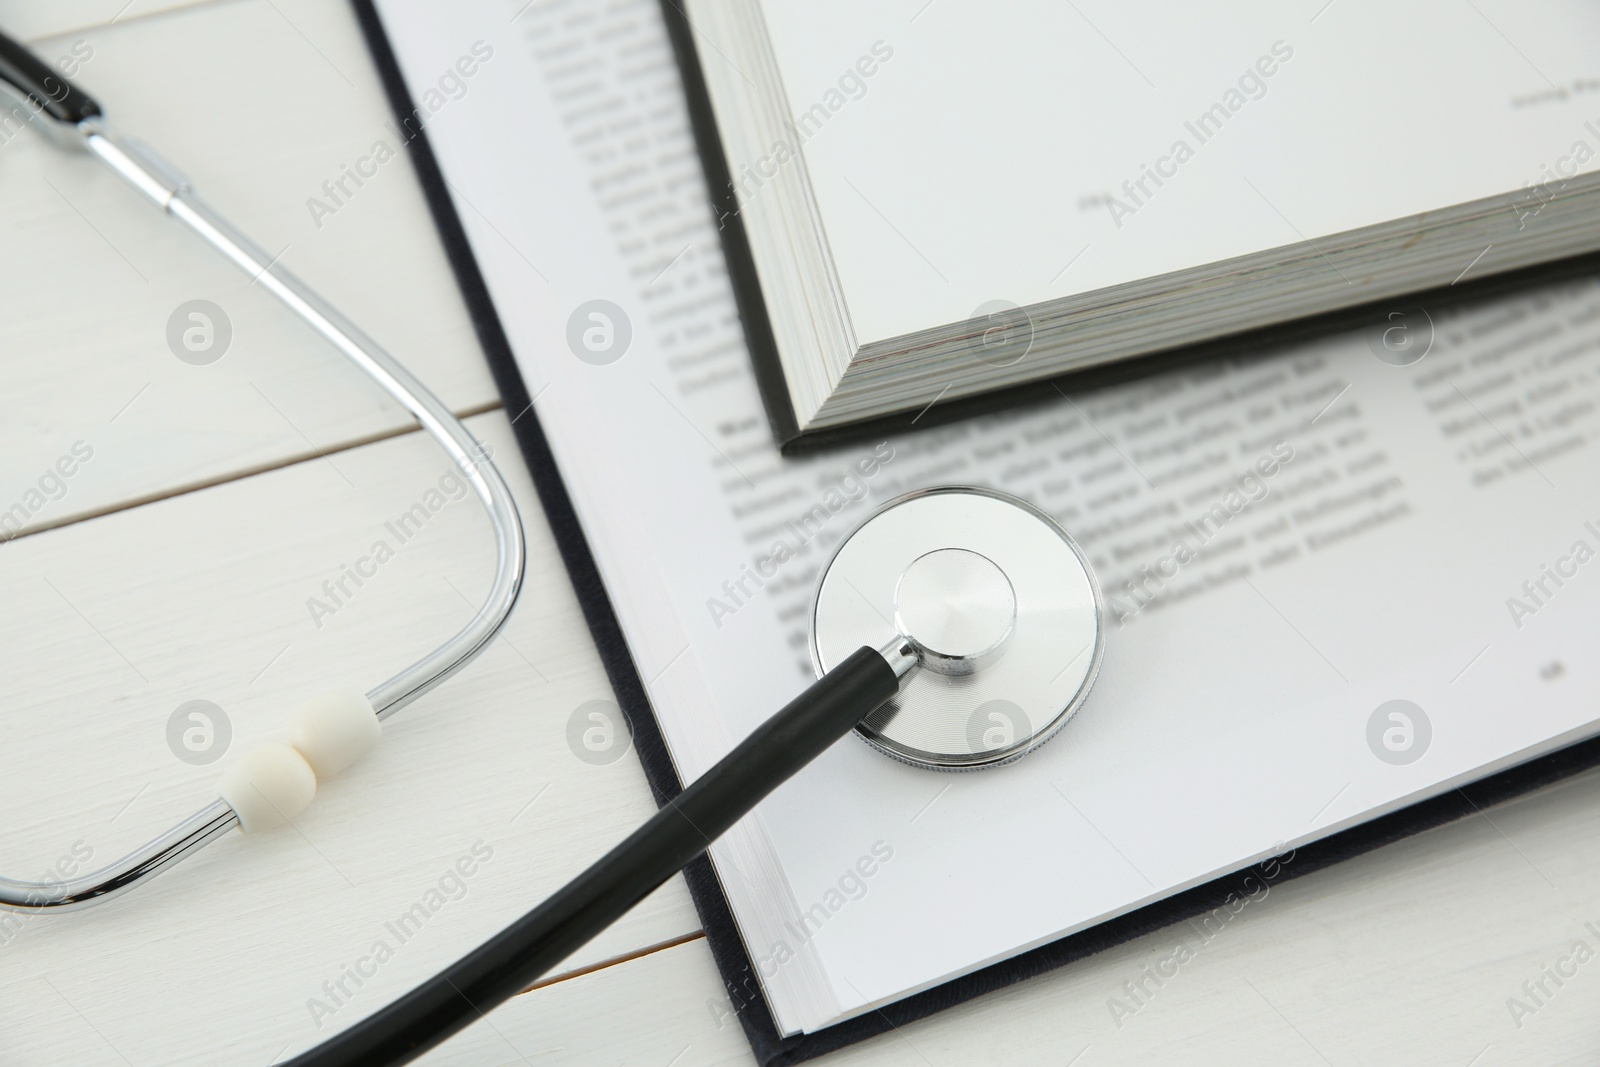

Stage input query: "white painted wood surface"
[
  {"left": 1, "top": 0, "right": 495, "bottom": 540},
  {"left": 2, "top": 2, "right": 1599, "bottom": 1064}
]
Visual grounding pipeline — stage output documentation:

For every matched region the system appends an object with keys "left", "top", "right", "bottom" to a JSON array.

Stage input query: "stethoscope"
[
  {"left": 292, "top": 489, "right": 1103, "bottom": 1067},
  {"left": 1, "top": 31, "right": 1105, "bottom": 1067}
]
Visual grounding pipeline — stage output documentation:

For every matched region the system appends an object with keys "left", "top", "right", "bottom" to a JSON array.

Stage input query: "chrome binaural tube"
[
  {"left": 0, "top": 801, "right": 239, "bottom": 912},
  {"left": 0, "top": 112, "right": 526, "bottom": 912}
]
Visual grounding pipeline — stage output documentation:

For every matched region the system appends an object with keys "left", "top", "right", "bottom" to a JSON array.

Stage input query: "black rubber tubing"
[
  {"left": 284, "top": 644, "right": 901, "bottom": 1066},
  {"left": 0, "top": 27, "right": 100, "bottom": 125}
]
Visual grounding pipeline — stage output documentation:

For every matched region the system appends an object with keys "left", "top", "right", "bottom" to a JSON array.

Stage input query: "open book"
[
  {"left": 372, "top": 0, "right": 1600, "bottom": 1053},
  {"left": 671, "top": 0, "right": 1600, "bottom": 442}
]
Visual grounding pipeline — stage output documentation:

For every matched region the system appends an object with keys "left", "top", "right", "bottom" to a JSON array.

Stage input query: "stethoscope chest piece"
[{"left": 811, "top": 486, "right": 1105, "bottom": 769}]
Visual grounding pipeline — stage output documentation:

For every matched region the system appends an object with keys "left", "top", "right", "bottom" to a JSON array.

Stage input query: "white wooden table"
[{"left": 2, "top": 2, "right": 1598, "bottom": 1064}]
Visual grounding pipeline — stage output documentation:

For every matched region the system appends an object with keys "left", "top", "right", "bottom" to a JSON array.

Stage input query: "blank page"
[{"left": 757, "top": 0, "right": 1600, "bottom": 343}]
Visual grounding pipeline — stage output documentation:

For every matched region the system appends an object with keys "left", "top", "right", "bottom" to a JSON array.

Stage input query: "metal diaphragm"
[{"left": 810, "top": 486, "right": 1105, "bottom": 770}]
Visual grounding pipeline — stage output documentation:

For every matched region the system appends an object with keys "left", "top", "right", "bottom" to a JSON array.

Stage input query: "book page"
[
  {"left": 755, "top": 0, "right": 1600, "bottom": 344},
  {"left": 378, "top": 0, "right": 1600, "bottom": 1034}
]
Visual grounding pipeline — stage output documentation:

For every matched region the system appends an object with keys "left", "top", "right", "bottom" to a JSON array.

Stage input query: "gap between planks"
[
  {"left": 19, "top": 0, "right": 238, "bottom": 44},
  {"left": 2, "top": 398, "right": 505, "bottom": 547},
  {"left": 521, "top": 931, "right": 708, "bottom": 996}
]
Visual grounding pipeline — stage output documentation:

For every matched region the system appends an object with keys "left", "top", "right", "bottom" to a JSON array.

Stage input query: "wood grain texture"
[
  {"left": 0, "top": 0, "right": 497, "bottom": 540},
  {"left": 0, "top": 412, "right": 699, "bottom": 1066},
  {"left": 0, "top": 0, "right": 214, "bottom": 41},
  {"left": 4, "top": 0, "right": 1600, "bottom": 1064}
]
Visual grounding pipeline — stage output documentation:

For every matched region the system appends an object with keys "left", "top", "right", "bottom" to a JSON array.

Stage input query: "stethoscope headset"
[{"left": 0, "top": 31, "right": 1105, "bottom": 1066}]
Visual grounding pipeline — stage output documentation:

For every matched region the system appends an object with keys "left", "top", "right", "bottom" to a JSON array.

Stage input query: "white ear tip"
[
  {"left": 219, "top": 742, "right": 316, "bottom": 833},
  {"left": 287, "top": 690, "right": 380, "bottom": 779}
]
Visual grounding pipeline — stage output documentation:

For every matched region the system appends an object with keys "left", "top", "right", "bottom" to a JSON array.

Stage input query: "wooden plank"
[
  {"left": 0, "top": 0, "right": 214, "bottom": 41},
  {"left": 0, "top": 0, "right": 500, "bottom": 538},
  {"left": 6, "top": 2, "right": 1600, "bottom": 1064},
  {"left": 0, "top": 411, "right": 701, "bottom": 1065}
]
